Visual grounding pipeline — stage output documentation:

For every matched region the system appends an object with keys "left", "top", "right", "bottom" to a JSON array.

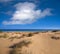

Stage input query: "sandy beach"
[{"left": 0, "top": 31, "right": 60, "bottom": 54}]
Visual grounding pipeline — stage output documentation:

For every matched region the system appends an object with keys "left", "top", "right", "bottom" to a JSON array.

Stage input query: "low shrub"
[
  {"left": 51, "top": 36, "right": 60, "bottom": 40},
  {"left": 27, "top": 33, "right": 33, "bottom": 37}
]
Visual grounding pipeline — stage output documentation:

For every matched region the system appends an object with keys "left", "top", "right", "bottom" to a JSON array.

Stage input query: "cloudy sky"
[{"left": 0, "top": 0, "right": 60, "bottom": 29}]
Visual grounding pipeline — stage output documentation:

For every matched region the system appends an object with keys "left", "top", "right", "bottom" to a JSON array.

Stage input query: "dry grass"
[
  {"left": 51, "top": 36, "right": 60, "bottom": 40},
  {"left": 0, "top": 33, "right": 8, "bottom": 38},
  {"left": 0, "top": 31, "right": 60, "bottom": 54},
  {"left": 26, "top": 33, "right": 33, "bottom": 37},
  {"left": 32, "top": 32, "right": 39, "bottom": 34},
  {"left": 9, "top": 40, "right": 32, "bottom": 54}
]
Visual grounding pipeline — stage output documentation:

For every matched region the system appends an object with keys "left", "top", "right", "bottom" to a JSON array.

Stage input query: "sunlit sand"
[{"left": 0, "top": 31, "right": 60, "bottom": 54}]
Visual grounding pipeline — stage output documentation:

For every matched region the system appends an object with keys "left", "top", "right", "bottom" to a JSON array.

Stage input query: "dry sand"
[{"left": 0, "top": 31, "right": 60, "bottom": 54}]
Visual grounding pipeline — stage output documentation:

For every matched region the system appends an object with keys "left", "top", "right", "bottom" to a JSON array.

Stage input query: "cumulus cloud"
[{"left": 3, "top": 2, "right": 53, "bottom": 25}]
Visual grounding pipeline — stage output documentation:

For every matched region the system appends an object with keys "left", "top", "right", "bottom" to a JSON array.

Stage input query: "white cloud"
[
  {"left": 3, "top": 2, "right": 53, "bottom": 25},
  {"left": 0, "top": 0, "right": 12, "bottom": 2}
]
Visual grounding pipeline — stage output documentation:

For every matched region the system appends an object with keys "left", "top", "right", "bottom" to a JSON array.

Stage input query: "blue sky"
[{"left": 0, "top": 0, "right": 60, "bottom": 29}]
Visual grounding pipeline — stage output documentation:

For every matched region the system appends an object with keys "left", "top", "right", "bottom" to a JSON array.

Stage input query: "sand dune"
[{"left": 0, "top": 31, "right": 60, "bottom": 54}]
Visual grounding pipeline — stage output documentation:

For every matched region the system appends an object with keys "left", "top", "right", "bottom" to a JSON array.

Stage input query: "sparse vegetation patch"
[{"left": 51, "top": 36, "right": 60, "bottom": 40}]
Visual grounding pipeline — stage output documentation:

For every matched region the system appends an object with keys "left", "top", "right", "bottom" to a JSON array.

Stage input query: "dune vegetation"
[{"left": 0, "top": 31, "right": 60, "bottom": 54}]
